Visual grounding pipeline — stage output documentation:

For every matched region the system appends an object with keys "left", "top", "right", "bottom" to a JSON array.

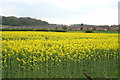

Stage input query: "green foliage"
[
  {"left": 81, "top": 23, "right": 83, "bottom": 26},
  {"left": 85, "top": 30, "right": 94, "bottom": 33},
  {"left": 1, "top": 28, "right": 67, "bottom": 32},
  {"left": 35, "top": 29, "right": 48, "bottom": 31},
  {"left": 49, "top": 29, "right": 67, "bottom": 32},
  {"left": 2, "top": 16, "right": 49, "bottom": 26},
  {"left": 62, "top": 26, "right": 67, "bottom": 30},
  {"left": 1, "top": 28, "right": 33, "bottom": 31},
  {"left": 36, "top": 29, "right": 67, "bottom": 32}
]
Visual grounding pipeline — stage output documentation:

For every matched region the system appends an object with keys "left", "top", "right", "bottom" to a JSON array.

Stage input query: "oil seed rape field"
[{"left": 1, "top": 31, "right": 119, "bottom": 78}]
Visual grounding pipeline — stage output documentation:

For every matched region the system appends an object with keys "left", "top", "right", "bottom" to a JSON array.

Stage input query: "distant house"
[{"left": 3, "top": 24, "right": 119, "bottom": 31}]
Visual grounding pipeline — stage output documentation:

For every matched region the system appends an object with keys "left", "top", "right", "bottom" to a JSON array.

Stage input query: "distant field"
[{"left": 2, "top": 31, "right": 118, "bottom": 78}]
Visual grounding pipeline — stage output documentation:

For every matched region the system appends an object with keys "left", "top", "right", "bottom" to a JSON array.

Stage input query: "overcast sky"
[{"left": 0, "top": 0, "right": 119, "bottom": 25}]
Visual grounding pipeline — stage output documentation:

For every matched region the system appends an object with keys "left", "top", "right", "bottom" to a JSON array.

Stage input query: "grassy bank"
[{"left": 67, "top": 30, "right": 118, "bottom": 33}]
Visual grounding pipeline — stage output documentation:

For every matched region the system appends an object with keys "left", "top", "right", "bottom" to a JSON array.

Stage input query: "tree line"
[{"left": 2, "top": 16, "right": 49, "bottom": 26}]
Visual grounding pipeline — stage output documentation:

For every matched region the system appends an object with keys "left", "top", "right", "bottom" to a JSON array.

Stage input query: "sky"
[{"left": 0, "top": 0, "right": 119, "bottom": 25}]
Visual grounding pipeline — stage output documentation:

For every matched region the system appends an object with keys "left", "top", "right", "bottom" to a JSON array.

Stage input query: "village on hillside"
[
  {"left": 2, "top": 24, "right": 119, "bottom": 31},
  {"left": 1, "top": 16, "right": 119, "bottom": 31}
]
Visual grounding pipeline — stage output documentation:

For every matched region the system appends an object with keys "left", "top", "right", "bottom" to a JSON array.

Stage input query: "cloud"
[
  {"left": 40, "top": 18, "right": 64, "bottom": 24},
  {"left": 0, "top": 0, "right": 119, "bottom": 25},
  {"left": 0, "top": 6, "right": 17, "bottom": 16},
  {"left": 51, "top": 0, "right": 118, "bottom": 9},
  {"left": 41, "top": 8, "right": 118, "bottom": 25},
  {"left": 63, "top": 8, "right": 118, "bottom": 25}
]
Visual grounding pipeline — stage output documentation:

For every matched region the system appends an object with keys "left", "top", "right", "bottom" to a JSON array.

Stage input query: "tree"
[
  {"left": 81, "top": 23, "right": 83, "bottom": 26},
  {"left": 63, "top": 26, "right": 67, "bottom": 30}
]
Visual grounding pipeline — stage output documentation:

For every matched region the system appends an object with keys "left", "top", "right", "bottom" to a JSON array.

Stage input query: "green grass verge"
[{"left": 67, "top": 30, "right": 118, "bottom": 33}]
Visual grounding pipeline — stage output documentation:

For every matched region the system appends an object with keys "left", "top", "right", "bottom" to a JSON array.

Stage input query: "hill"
[{"left": 2, "top": 16, "right": 49, "bottom": 26}]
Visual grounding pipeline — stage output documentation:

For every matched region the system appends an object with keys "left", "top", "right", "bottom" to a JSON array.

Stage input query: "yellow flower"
[{"left": 17, "top": 57, "right": 21, "bottom": 61}]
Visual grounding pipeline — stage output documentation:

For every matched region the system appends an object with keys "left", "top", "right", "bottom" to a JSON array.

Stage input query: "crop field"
[{"left": 1, "top": 31, "right": 119, "bottom": 78}]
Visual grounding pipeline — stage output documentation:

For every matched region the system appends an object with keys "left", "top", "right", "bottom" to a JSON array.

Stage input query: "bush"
[
  {"left": 49, "top": 29, "right": 67, "bottom": 32},
  {"left": 35, "top": 29, "right": 48, "bottom": 31},
  {"left": 62, "top": 26, "right": 67, "bottom": 30},
  {"left": 1, "top": 28, "right": 33, "bottom": 31},
  {"left": 85, "top": 30, "right": 94, "bottom": 33},
  {"left": 1, "top": 28, "right": 67, "bottom": 32},
  {"left": 55, "top": 30, "right": 67, "bottom": 32},
  {"left": 35, "top": 29, "right": 67, "bottom": 32}
]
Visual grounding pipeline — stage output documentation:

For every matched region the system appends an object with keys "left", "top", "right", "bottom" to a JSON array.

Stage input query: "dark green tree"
[
  {"left": 63, "top": 26, "right": 67, "bottom": 30},
  {"left": 81, "top": 23, "right": 83, "bottom": 26}
]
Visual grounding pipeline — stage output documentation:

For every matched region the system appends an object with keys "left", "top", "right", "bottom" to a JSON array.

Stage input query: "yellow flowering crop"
[{"left": 1, "top": 31, "right": 119, "bottom": 78}]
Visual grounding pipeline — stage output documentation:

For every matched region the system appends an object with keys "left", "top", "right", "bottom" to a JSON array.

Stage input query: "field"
[{"left": 1, "top": 31, "right": 119, "bottom": 78}]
